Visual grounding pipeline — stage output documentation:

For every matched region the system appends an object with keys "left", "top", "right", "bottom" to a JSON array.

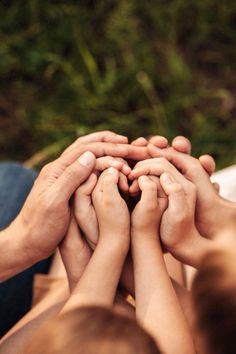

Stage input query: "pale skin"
[{"left": 131, "top": 175, "right": 195, "bottom": 354}]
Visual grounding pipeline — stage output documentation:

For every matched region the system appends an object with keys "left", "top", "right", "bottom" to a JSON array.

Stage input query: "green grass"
[{"left": 0, "top": 0, "right": 235, "bottom": 169}]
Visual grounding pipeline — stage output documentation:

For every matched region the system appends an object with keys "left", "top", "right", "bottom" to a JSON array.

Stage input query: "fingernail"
[
  {"left": 78, "top": 151, "right": 95, "bottom": 167},
  {"left": 161, "top": 172, "right": 174, "bottom": 184}
]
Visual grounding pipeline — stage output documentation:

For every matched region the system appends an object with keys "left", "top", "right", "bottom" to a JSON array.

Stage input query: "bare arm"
[
  {"left": 131, "top": 176, "right": 195, "bottom": 354},
  {"left": 61, "top": 167, "right": 130, "bottom": 313}
]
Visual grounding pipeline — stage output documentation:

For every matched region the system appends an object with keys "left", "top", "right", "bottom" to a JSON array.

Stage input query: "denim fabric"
[{"left": 0, "top": 162, "right": 51, "bottom": 337}]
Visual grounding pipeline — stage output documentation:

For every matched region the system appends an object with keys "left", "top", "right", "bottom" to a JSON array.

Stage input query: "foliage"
[{"left": 0, "top": 0, "right": 235, "bottom": 168}]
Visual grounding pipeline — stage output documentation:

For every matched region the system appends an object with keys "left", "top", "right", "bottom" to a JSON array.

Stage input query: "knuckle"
[
  {"left": 40, "top": 163, "right": 52, "bottom": 177},
  {"left": 156, "top": 157, "right": 169, "bottom": 166},
  {"left": 171, "top": 182, "right": 183, "bottom": 194},
  {"left": 189, "top": 158, "right": 201, "bottom": 175}
]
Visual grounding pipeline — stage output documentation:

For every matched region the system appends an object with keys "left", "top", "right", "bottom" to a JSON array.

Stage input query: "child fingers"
[
  {"left": 131, "top": 137, "right": 148, "bottom": 146},
  {"left": 101, "top": 167, "right": 120, "bottom": 194},
  {"left": 118, "top": 172, "right": 129, "bottom": 193},
  {"left": 138, "top": 175, "right": 159, "bottom": 209},
  {"left": 129, "top": 179, "right": 140, "bottom": 195},
  {"left": 95, "top": 156, "right": 123, "bottom": 172},
  {"left": 75, "top": 173, "right": 98, "bottom": 198},
  {"left": 160, "top": 172, "right": 188, "bottom": 216},
  {"left": 95, "top": 156, "right": 131, "bottom": 176},
  {"left": 92, "top": 168, "right": 120, "bottom": 207}
]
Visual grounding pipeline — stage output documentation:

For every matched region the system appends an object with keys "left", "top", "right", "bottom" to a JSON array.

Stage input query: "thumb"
[
  {"left": 160, "top": 172, "right": 186, "bottom": 214},
  {"left": 52, "top": 151, "right": 96, "bottom": 201},
  {"left": 138, "top": 175, "right": 158, "bottom": 210}
]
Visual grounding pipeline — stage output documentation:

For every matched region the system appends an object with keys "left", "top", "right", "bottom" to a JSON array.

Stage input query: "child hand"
[
  {"left": 131, "top": 175, "right": 167, "bottom": 237},
  {"left": 92, "top": 167, "right": 130, "bottom": 250},
  {"left": 59, "top": 213, "right": 92, "bottom": 291},
  {"left": 159, "top": 172, "right": 214, "bottom": 268},
  {"left": 74, "top": 157, "right": 130, "bottom": 248}
]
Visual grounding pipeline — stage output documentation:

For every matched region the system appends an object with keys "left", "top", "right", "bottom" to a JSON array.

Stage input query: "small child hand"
[
  {"left": 92, "top": 167, "right": 130, "bottom": 250},
  {"left": 159, "top": 172, "right": 213, "bottom": 268},
  {"left": 74, "top": 157, "right": 130, "bottom": 249},
  {"left": 131, "top": 175, "right": 167, "bottom": 237},
  {"left": 59, "top": 214, "right": 92, "bottom": 291}
]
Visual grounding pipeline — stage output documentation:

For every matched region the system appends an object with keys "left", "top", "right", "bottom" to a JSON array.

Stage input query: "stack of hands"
[{"left": 2, "top": 130, "right": 236, "bottom": 354}]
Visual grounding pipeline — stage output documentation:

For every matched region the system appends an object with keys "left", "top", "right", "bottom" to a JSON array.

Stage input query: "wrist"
[
  {"left": 131, "top": 227, "right": 159, "bottom": 242},
  {"left": 0, "top": 218, "right": 34, "bottom": 280},
  {"left": 97, "top": 234, "right": 130, "bottom": 256},
  {"left": 11, "top": 214, "right": 41, "bottom": 266}
]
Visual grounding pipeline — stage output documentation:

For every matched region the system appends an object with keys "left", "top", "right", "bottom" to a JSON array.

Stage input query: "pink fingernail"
[{"left": 78, "top": 151, "right": 95, "bottom": 167}]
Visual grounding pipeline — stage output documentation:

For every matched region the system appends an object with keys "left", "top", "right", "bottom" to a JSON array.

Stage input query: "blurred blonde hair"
[{"left": 24, "top": 306, "right": 160, "bottom": 354}]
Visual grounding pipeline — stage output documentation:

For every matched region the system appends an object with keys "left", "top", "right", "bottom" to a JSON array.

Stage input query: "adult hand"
[
  {"left": 147, "top": 145, "right": 236, "bottom": 239},
  {"left": 12, "top": 151, "right": 96, "bottom": 265}
]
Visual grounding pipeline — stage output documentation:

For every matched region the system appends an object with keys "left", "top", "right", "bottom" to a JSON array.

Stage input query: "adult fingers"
[
  {"left": 148, "top": 135, "right": 169, "bottom": 148},
  {"left": 118, "top": 172, "right": 129, "bottom": 193},
  {"left": 148, "top": 144, "right": 216, "bottom": 199},
  {"left": 171, "top": 136, "right": 192, "bottom": 154},
  {"left": 52, "top": 151, "right": 96, "bottom": 202},
  {"left": 62, "top": 131, "right": 128, "bottom": 155},
  {"left": 95, "top": 156, "right": 131, "bottom": 175},
  {"left": 60, "top": 142, "right": 149, "bottom": 169},
  {"left": 198, "top": 154, "right": 216, "bottom": 176},
  {"left": 131, "top": 137, "right": 148, "bottom": 146}
]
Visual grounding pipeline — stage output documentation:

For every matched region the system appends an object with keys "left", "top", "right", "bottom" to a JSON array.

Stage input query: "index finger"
[
  {"left": 62, "top": 131, "right": 128, "bottom": 156},
  {"left": 60, "top": 142, "right": 149, "bottom": 168}
]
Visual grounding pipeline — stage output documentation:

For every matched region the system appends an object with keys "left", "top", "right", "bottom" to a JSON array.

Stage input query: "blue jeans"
[{"left": 0, "top": 162, "right": 51, "bottom": 337}]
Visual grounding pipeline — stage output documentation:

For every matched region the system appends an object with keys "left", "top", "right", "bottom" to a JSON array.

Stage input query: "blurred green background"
[{"left": 0, "top": 0, "right": 235, "bottom": 169}]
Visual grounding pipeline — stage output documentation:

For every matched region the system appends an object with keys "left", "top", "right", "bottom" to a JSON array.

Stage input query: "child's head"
[
  {"left": 192, "top": 249, "right": 236, "bottom": 354},
  {"left": 25, "top": 306, "right": 160, "bottom": 354}
]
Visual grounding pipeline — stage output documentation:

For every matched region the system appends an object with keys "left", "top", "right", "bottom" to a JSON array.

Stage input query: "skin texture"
[
  {"left": 0, "top": 130, "right": 147, "bottom": 281},
  {"left": 147, "top": 145, "right": 236, "bottom": 240},
  {"left": 61, "top": 168, "right": 130, "bottom": 313},
  {"left": 131, "top": 175, "right": 195, "bottom": 354}
]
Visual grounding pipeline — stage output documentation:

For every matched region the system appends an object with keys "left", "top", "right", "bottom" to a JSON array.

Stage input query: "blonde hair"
[{"left": 24, "top": 306, "right": 160, "bottom": 354}]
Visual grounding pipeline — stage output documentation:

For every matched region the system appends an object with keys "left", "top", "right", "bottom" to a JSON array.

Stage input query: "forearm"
[
  {"left": 132, "top": 234, "right": 195, "bottom": 354},
  {"left": 119, "top": 254, "right": 135, "bottom": 297},
  {"left": 61, "top": 240, "right": 128, "bottom": 313}
]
